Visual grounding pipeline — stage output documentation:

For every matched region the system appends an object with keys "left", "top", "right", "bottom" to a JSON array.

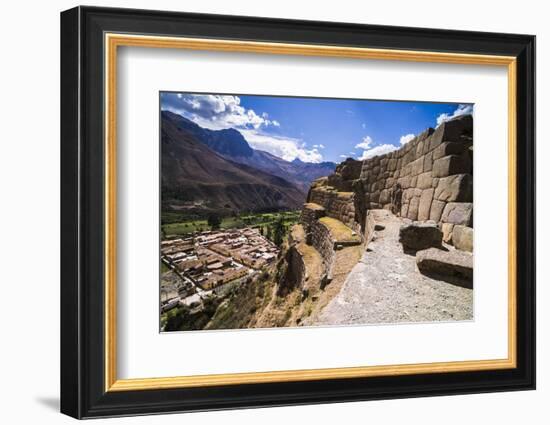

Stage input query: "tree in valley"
[
  {"left": 207, "top": 213, "right": 222, "bottom": 230},
  {"left": 272, "top": 218, "right": 285, "bottom": 247}
]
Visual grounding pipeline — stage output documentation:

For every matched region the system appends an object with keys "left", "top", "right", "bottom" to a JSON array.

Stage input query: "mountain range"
[{"left": 161, "top": 111, "right": 336, "bottom": 217}]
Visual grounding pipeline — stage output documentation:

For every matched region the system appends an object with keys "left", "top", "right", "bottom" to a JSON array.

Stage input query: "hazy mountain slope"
[
  {"left": 161, "top": 111, "right": 336, "bottom": 191},
  {"left": 161, "top": 112, "right": 305, "bottom": 215}
]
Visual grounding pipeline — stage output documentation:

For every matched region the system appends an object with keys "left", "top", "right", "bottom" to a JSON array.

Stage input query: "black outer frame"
[{"left": 60, "top": 5, "right": 536, "bottom": 419}]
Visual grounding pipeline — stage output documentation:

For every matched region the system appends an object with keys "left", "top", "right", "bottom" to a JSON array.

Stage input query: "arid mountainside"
[
  {"left": 161, "top": 111, "right": 307, "bottom": 215},
  {"left": 162, "top": 111, "right": 336, "bottom": 193}
]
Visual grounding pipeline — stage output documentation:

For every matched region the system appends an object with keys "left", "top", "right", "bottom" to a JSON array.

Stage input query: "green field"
[{"left": 162, "top": 211, "right": 301, "bottom": 237}]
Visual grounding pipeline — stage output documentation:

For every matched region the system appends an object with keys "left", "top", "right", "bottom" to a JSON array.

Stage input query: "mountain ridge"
[
  {"left": 161, "top": 110, "right": 336, "bottom": 192},
  {"left": 161, "top": 112, "right": 307, "bottom": 217}
]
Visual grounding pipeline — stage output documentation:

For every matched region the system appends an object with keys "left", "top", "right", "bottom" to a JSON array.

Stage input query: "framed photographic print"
[{"left": 60, "top": 6, "right": 536, "bottom": 419}]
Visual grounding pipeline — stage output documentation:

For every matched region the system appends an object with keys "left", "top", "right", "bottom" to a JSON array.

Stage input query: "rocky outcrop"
[
  {"left": 416, "top": 247, "right": 473, "bottom": 288},
  {"left": 399, "top": 222, "right": 443, "bottom": 252},
  {"left": 281, "top": 245, "right": 307, "bottom": 292}
]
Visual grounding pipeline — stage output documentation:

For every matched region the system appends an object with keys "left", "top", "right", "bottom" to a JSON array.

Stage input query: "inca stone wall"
[
  {"left": 308, "top": 187, "right": 359, "bottom": 234},
  {"left": 306, "top": 114, "right": 473, "bottom": 246},
  {"left": 308, "top": 218, "right": 336, "bottom": 281},
  {"left": 300, "top": 204, "right": 336, "bottom": 281}
]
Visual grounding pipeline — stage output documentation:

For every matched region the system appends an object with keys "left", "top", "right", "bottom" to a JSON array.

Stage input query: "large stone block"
[
  {"left": 397, "top": 176, "right": 411, "bottom": 189},
  {"left": 410, "top": 157, "right": 424, "bottom": 176},
  {"left": 402, "top": 150, "right": 415, "bottom": 167},
  {"left": 418, "top": 188, "right": 434, "bottom": 221},
  {"left": 441, "top": 202, "right": 473, "bottom": 226},
  {"left": 418, "top": 127, "right": 435, "bottom": 141},
  {"left": 416, "top": 171, "right": 434, "bottom": 189},
  {"left": 402, "top": 188, "right": 414, "bottom": 204},
  {"left": 452, "top": 225, "right": 473, "bottom": 252},
  {"left": 429, "top": 114, "right": 473, "bottom": 151},
  {"left": 441, "top": 223, "right": 454, "bottom": 243},
  {"left": 400, "top": 202, "right": 409, "bottom": 218},
  {"left": 400, "top": 163, "right": 412, "bottom": 177},
  {"left": 370, "top": 190, "right": 381, "bottom": 203},
  {"left": 432, "top": 141, "right": 468, "bottom": 161},
  {"left": 399, "top": 222, "right": 442, "bottom": 251},
  {"left": 387, "top": 158, "right": 397, "bottom": 171},
  {"left": 416, "top": 247, "right": 473, "bottom": 287},
  {"left": 339, "top": 159, "right": 363, "bottom": 180},
  {"left": 434, "top": 174, "right": 473, "bottom": 202},
  {"left": 423, "top": 150, "right": 433, "bottom": 172},
  {"left": 416, "top": 140, "right": 425, "bottom": 159},
  {"left": 432, "top": 155, "right": 470, "bottom": 178},
  {"left": 327, "top": 173, "right": 344, "bottom": 189},
  {"left": 429, "top": 200, "right": 445, "bottom": 222},
  {"left": 379, "top": 189, "right": 391, "bottom": 205},
  {"left": 407, "top": 196, "right": 420, "bottom": 221}
]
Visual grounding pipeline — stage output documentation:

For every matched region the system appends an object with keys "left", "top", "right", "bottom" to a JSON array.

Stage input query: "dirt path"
[{"left": 314, "top": 211, "right": 473, "bottom": 325}]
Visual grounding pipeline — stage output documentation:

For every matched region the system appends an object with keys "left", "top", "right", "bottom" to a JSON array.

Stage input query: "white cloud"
[
  {"left": 340, "top": 154, "right": 349, "bottom": 158},
  {"left": 163, "top": 93, "right": 325, "bottom": 163},
  {"left": 436, "top": 104, "right": 473, "bottom": 126},
  {"left": 161, "top": 93, "right": 280, "bottom": 130},
  {"left": 355, "top": 135, "right": 398, "bottom": 160},
  {"left": 399, "top": 133, "right": 415, "bottom": 145},
  {"left": 240, "top": 129, "right": 323, "bottom": 163},
  {"left": 355, "top": 136, "right": 373, "bottom": 150},
  {"left": 358, "top": 144, "right": 398, "bottom": 160},
  {"left": 349, "top": 151, "right": 356, "bottom": 155}
]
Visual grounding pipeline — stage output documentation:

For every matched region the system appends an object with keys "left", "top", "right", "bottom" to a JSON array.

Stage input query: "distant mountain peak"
[
  {"left": 161, "top": 111, "right": 336, "bottom": 193},
  {"left": 162, "top": 110, "right": 254, "bottom": 158}
]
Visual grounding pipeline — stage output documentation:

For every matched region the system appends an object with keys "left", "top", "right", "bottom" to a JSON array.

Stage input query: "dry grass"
[
  {"left": 303, "top": 202, "right": 325, "bottom": 211},
  {"left": 290, "top": 224, "right": 305, "bottom": 243},
  {"left": 319, "top": 217, "right": 360, "bottom": 242}
]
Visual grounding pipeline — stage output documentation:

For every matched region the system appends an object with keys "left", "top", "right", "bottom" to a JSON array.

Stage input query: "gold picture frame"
[{"left": 104, "top": 33, "right": 517, "bottom": 392}]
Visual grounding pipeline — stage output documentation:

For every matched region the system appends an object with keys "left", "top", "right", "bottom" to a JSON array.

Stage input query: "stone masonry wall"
[
  {"left": 300, "top": 204, "right": 337, "bottom": 282},
  {"left": 308, "top": 219, "right": 336, "bottom": 280},
  {"left": 308, "top": 187, "right": 358, "bottom": 233},
  {"left": 306, "top": 114, "right": 474, "bottom": 246}
]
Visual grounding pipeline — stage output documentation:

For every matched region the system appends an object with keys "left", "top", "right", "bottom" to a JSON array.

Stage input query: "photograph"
[
  {"left": 56, "top": 4, "right": 536, "bottom": 419},
  {"left": 159, "top": 92, "right": 474, "bottom": 332}
]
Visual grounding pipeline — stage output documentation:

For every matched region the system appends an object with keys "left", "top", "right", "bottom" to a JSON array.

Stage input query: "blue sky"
[{"left": 161, "top": 92, "right": 472, "bottom": 163}]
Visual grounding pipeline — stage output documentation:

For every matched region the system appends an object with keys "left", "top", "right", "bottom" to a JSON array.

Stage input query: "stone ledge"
[
  {"left": 318, "top": 217, "right": 361, "bottom": 245},
  {"left": 303, "top": 202, "right": 326, "bottom": 211},
  {"left": 416, "top": 247, "right": 473, "bottom": 288}
]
